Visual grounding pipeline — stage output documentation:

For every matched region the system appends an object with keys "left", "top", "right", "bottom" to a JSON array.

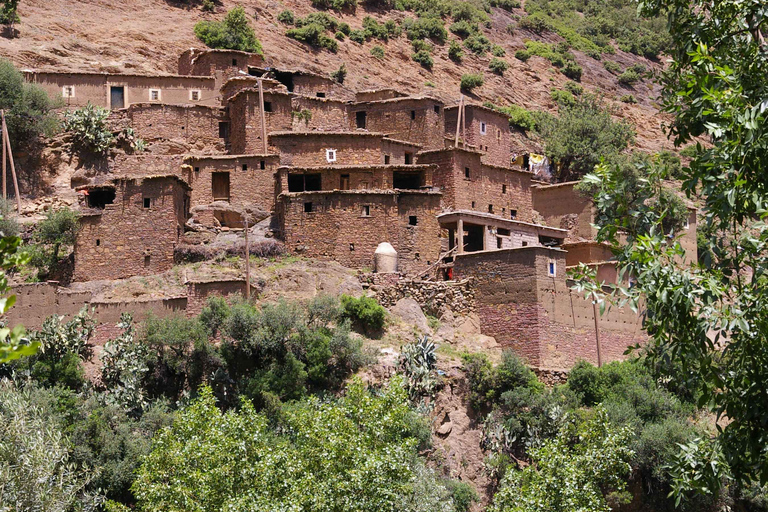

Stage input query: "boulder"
[{"left": 391, "top": 297, "right": 430, "bottom": 333}]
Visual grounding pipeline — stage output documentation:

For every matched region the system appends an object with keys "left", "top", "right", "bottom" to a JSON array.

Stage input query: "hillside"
[{"left": 1, "top": 0, "right": 672, "bottom": 154}]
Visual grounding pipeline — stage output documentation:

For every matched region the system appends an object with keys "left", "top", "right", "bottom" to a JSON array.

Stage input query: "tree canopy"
[{"left": 194, "top": 7, "right": 264, "bottom": 55}]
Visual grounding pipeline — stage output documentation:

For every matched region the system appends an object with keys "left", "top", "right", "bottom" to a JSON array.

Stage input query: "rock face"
[{"left": 390, "top": 297, "right": 430, "bottom": 334}]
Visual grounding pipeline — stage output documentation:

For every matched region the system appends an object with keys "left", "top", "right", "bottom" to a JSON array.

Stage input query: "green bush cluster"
[
  {"left": 491, "top": 44, "right": 505, "bottom": 56},
  {"left": 63, "top": 103, "right": 114, "bottom": 155},
  {"left": 550, "top": 87, "right": 575, "bottom": 106},
  {"left": 514, "top": 48, "right": 531, "bottom": 62},
  {"left": 194, "top": 6, "right": 263, "bottom": 54},
  {"left": 620, "top": 93, "right": 637, "bottom": 103},
  {"left": 340, "top": 294, "right": 387, "bottom": 333},
  {"left": 402, "top": 16, "right": 448, "bottom": 43},
  {"left": 25, "top": 206, "right": 80, "bottom": 281},
  {"left": 484, "top": 101, "right": 539, "bottom": 132},
  {"left": 603, "top": 59, "right": 622, "bottom": 74},
  {"left": 330, "top": 63, "right": 347, "bottom": 83},
  {"left": 489, "top": 0, "right": 520, "bottom": 12},
  {"left": 448, "top": 39, "right": 464, "bottom": 61},
  {"left": 277, "top": 9, "right": 294, "bottom": 24},
  {"left": 489, "top": 57, "right": 509, "bottom": 75},
  {"left": 371, "top": 45, "right": 385, "bottom": 58},
  {"left": 286, "top": 20, "right": 340, "bottom": 52},
  {"left": 460, "top": 72, "right": 484, "bottom": 92},
  {"left": 361, "top": 16, "right": 401, "bottom": 41},
  {"left": 463, "top": 33, "right": 490, "bottom": 54},
  {"left": 618, "top": 63, "right": 647, "bottom": 85},
  {"left": 522, "top": 40, "right": 582, "bottom": 80},
  {"left": 564, "top": 80, "right": 583, "bottom": 96},
  {"left": 311, "top": 0, "right": 358, "bottom": 11}
]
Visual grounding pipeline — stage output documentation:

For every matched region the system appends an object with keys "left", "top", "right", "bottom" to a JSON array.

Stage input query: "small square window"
[
  {"left": 434, "top": 105, "right": 440, "bottom": 114},
  {"left": 143, "top": 197, "right": 151, "bottom": 208},
  {"left": 471, "top": 201, "right": 476, "bottom": 208},
  {"left": 316, "top": 92, "right": 326, "bottom": 98},
  {"left": 548, "top": 260, "right": 556, "bottom": 276},
  {"left": 384, "top": 155, "right": 391, "bottom": 164},
  {"left": 263, "top": 101, "right": 273, "bottom": 112},
  {"left": 242, "top": 164, "right": 248, "bottom": 171},
  {"left": 349, "top": 243, "right": 355, "bottom": 251},
  {"left": 510, "top": 209, "right": 517, "bottom": 220},
  {"left": 232, "top": 58, "right": 238, "bottom": 66},
  {"left": 409, "top": 215, "right": 417, "bottom": 226},
  {"left": 502, "top": 184, "right": 507, "bottom": 194},
  {"left": 260, "top": 160, "right": 266, "bottom": 170},
  {"left": 149, "top": 89, "right": 161, "bottom": 101},
  {"left": 480, "top": 122, "right": 487, "bottom": 135},
  {"left": 464, "top": 167, "right": 470, "bottom": 179},
  {"left": 522, "top": 241, "right": 528, "bottom": 247},
  {"left": 488, "top": 204, "right": 494, "bottom": 214},
  {"left": 497, "top": 238, "right": 502, "bottom": 249},
  {"left": 304, "top": 202, "right": 313, "bottom": 213},
  {"left": 411, "top": 110, "right": 416, "bottom": 120},
  {"left": 190, "top": 90, "right": 201, "bottom": 101},
  {"left": 326, "top": 149, "right": 337, "bottom": 163},
  {"left": 404, "top": 153, "right": 413, "bottom": 165},
  {"left": 62, "top": 85, "right": 75, "bottom": 98},
  {"left": 96, "top": 239, "right": 100, "bottom": 246},
  {"left": 362, "top": 205, "right": 371, "bottom": 216},
  {"left": 194, "top": 166, "right": 200, "bottom": 174}
]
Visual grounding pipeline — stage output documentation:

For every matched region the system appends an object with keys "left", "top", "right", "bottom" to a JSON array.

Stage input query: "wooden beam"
[
  {"left": 457, "top": 218, "right": 464, "bottom": 254},
  {"left": 1, "top": 111, "right": 20, "bottom": 213},
  {"left": 454, "top": 95, "right": 463, "bottom": 147},
  {"left": 258, "top": 78, "right": 268, "bottom": 154},
  {"left": 1, "top": 109, "right": 5, "bottom": 201}
]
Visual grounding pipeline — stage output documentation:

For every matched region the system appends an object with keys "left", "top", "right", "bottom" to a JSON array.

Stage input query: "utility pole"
[
  {"left": 1, "top": 111, "right": 21, "bottom": 213},
  {"left": 454, "top": 94, "right": 463, "bottom": 147},
  {"left": 244, "top": 213, "right": 251, "bottom": 300},
  {"left": 1, "top": 110, "right": 5, "bottom": 201},
  {"left": 592, "top": 298, "right": 603, "bottom": 367},
  {"left": 258, "top": 78, "right": 268, "bottom": 154}
]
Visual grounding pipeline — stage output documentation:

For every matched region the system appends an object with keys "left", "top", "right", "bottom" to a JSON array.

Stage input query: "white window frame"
[
  {"left": 62, "top": 85, "right": 75, "bottom": 98},
  {"left": 480, "top": 121, "right": 487, "bottom": 135},
  {"left": 548, "top": 259, "right": 556, "bottom": 277},
  {"left": 149, "top": 89, "right": 161, "bottom": 102},
  {"left": 189, "top": 89, "right": 201, "bottom": 102},
  {"left": 326, "top": 148, "right": 337, "bottom": 163}
]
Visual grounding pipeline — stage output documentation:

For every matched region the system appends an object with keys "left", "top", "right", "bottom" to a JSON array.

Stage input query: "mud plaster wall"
[
  {"left": 291, "top": 96, "right": 350, "bottom": 131},
  {"left": 178, "top": 50, "right": 264, "bottom": 90},
  {"left": 351, "top": 99, "right": 444, "bottom": 150},
  {"left": 279, "top": 191, "right": 441, "bottom": 274},
  {"left": 271, "top": 135, "right": 384, "bottom": 167},
  {"left": 183, "top": 155, "right": 279, "bottom": 212},
  {"left": 446, "top": 107, "right": 512, "bottom": 168},
  {"left": 74, "top": 178, "right": 188, "bottom": 282},
  {"left": 418, "top": 149, "right": 534, "bottom": 222},
  {"left": 562, "top": 243, "right": 614, "bottom": 266},
  {"left": 292, "top": 75, "right": 354, "bottom": 101},
  {"left": 126, "top": 104, "right": 226, "bottom": 151},
  {"left": 453, "top": 248, "right": 644, "bottom": 370},
  {"left": 532, "top": 183, "right": 596, "bottom": 241},
  {"left": 228, "top": 91, "right": 293, "bottom": 154}
]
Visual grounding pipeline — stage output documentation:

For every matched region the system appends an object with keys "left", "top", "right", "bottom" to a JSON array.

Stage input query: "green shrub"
[
  {"left": 491, "top": 44, "right": 506, "bottom": 57},
  {"left": 0, "top": 0, "right": 20, "bottom": 26},
  {"left": 412, "top": 50, "right": 434, "bottom": 68},
  {"left": 411, "top": 38, "right": 432, "bottom": 53},
  {"left": 449, "top": 19, "right": 476, "bottom": 38},
  {"left": 564, "top": 80, "right": 583, "bottom": 96},
  {"left": 617, "top": 68, "right": 640, "bottom": 85},
  {"left": 486, "top": 102, "right": 538, "bottom": 131},
  {"left": 340, "top": 295, "right": 387, "bottom": 333},
  {"left": 562, "top": 60, "right": 582, "bottom": 80},
  {"left": 448, "top": 39, "right": 464, "bottom": 61},
  {"left": 370, "top": 45, "right": 385, "bottom": 58},
  {"left": 506, "top": 24, "right": 515, "bottom": 35},
  {"left": 679, "top": 145, "right": 698, "bottom": 158},
  {"left": 330, "top": 63, "right": 347, "bottom": 83},
  {"left": 490, "top": 0, "right": 521, "bottom": 11},
  {"left": 295, "top": 12, "right": 339, "bottom": 30},
  {"left": 311, "top": 0, "right": 357, "bottom": 11},
  {"left": 277, "top": 10, "right": 294, "bottom": 24},
  {"left": 0, "top": 198, "right": 19, "bottom": 237},
  {"left": 63, "top": 103, "right": 114, "bottom": 155},
  {"left": 518, "top": 13, "right": 552, "bottom": 33},
  {"left": 361, "top": 16, "right": 401, "bottom": 41},
  {"left": 201, "top": 0, "right": 215, "bottom": 11},
  {"left": 339, "top": 22, "right": 351, "bottom": 34},
  {"left": 460, "top": 72, "right": 484, "bottom": 92},
  {"left": 489, "top": 57, "right": 509, "bottom": 75},
  {"left": 603, "top": 59, "right": 622, "bottom": 74},
  {"left": 463, "top": 33, "right": 490, "bottom": 54},
  {"left": 550, "top": 88, "right": 575, "bottom": 106},
  {"left": 403, "top": 16, "right": 447, "bottom": 43},
  {"left": 286, "top": 23, "right": 339, "bottom": 52},
  {"left": 335, "top": 31, "right": 345, "bottom": 40},
  {"left": 446, "top": 480, "right": 480, "bottom": 512},
  {"left": 515, "top": 49, "right": 531, "bottom": 61},
  {"left": 620, "top": 94, "right": 637, "bottom": 103},
  {"left": 194, "top": 6, "right": 263, "bottom": 54},
  {"left": 349, "top": 29, "right": 366, "bottom": 43}
]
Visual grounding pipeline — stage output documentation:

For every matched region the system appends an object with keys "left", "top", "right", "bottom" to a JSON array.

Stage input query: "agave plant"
[{"left": 398, "top": 335, "right": 439, "bottom": 399}]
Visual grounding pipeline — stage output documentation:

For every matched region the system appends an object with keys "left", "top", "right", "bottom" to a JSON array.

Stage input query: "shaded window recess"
[
  {"left": 212, "top": 172, "right": 231, "bottom": 201},
  {"left": 502, "top": 184, "right": 507, "bottom": 194},
  {"left": 110, "top": 86, "right": 124, "bottom": 109},
  {"left": 410, "top": 110, "right": 416, "bottom": 120},
  {"left": 409, "top": 216, "right": 417, "bottom": 226},
  {"left": 522, "top": 241, "right": 528, "bottom": 247},
  {"left": 434, "top": 105, "right": 440, "bottom": 114},
  {"left": 480, "top": 122, "right": 487, "bottom": 135},
  {"left": 288, "top": 173, "right": 321, "bottom": 192},
  {"left": 304, "top": 202, "right": 313, "bottom": 213},
  {"left": 263, "top": 101, "right": 273, "bottom": 113},
  {"left": 232, "top": 58, "right": 238, "bottom": 66},
  {"left": 497, "top": 228, "right": 510, "bottom": 236},
  {"left": 273, "top": 71, "right": 295, "bottom": 92},
  {"left": 356, "top": 111, "right": 367, "bottom": 129},
  {"left": 471, "top": 201, "right": 476, "bottom": 208},
  {"left": 340, "top": 174, "right": 350, "bottom": 190},
  {"left": 260, "top": 160, "right": 266, "bottom": 170},
  {"left": 488, "top": 204, "right": 494, "bottom": 214},
  {"left": 218, "top": 122, "right": 230, "bottom": 139},
  {"left": 190, "top": 90, "right": 201, "bottom": 101},
  {"left": 87, "top": 188, "right": 115, "bottom": 209},
  {"left": 96, "top": 239, "right": 100, "bottom": 246},
  {"left": 143, "top": 197, "right": 151, "bottom": 208},
  {"left": 316, "top": 92, "right": 326, "bottom": 98},
  {"left": 242, "top": 164, "right": 248, "bottom": 171},
  {"left": 497, "top": 237, "right": 502, "bottom": 249},
  {"left": 194, "top": 166, "right": 200, "bottom": 174},
  {"left": 464, "top": 224, "right": 484, "bottom": 252},
  {"left": 144, "top": 255, "right": 151, "bottom": 267},
  {"left": 361, "top": 205, "right": 370, "bottom": 216},
  {"left": 464, "top": 167, "right": 470, "bottom": 179},
  {"left": 548, "top": 260, "right": 556, "bottom": 276},
  {"left": 384, "top": 155, "right": 390, "bottom": 164},
  {"left": 540, "top": 235, "right": 561, "bottom": 247},
  {"left": 393, "top": 172, "right": 422, "bottom": 190},
  {"left": 349, "top": 243, "right": 355, "bottom": 251},
  {"left": 404, "top": 152, "right": 413, "bottom": 165},
  {"left": 510, "top": 209, "right": 517, "bottom": 220}
]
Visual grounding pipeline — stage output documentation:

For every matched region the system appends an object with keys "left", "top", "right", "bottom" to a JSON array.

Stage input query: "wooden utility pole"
[
  {"left": 460, "top": 100, "right": 466, "bottom": 146},
  {"left": 454, "top": 95, "right": 463, "bottom": 147},
  {"left": 1, "top": 111, "right": 21, "bottom": 213},
  {"left": 592, "top": 299, "right": 603, "bottom": 367},
  {"left": 244, "top": 214, "right": 251, "bottom": 300},
  {"left": 1, "top": 110, "right": 5, "bottom": 200},
  {"left": 257, "top": 79, "right": 268, "bottom": 154}
]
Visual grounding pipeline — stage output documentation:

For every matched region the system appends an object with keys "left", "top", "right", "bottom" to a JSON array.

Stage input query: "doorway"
[
  {"left": 110, "top": 86, "right": 125, "bottom": 109},
  {"left": 212, "top": 172, "right": 231, "bottom": 201}
]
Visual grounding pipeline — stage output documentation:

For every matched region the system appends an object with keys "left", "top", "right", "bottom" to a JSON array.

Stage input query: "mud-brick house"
[
  {"left": 74, "top": 175, "right": 190, "bottom": 282},
  {"left": 277, "top": 189, "right": 442, "bottom": 273},
  {"left": 349, "top": 96, "right": 445, "bottom": 150},
  {"left": 24, "top": 70, "right": 218, "bottom": 109},
  {"left": 417, "top": 147, "right": 535, "bottom": 222},
  {"left": 178, "top": 48, "right": 265, "bottom": 90},
  {"left": 259, "top": 68, "right": 354, "bottom": 102},
  {"left": 444, "top": 103, "right": 513, "bottom": 168},
  {"left": 181, "top": 154, "right": 280, "bottom": 213},
  {"left": 118, "top": 103, "right": 229, "bottom": 151},
  {"left": 269, "top": 132, "right": 422, "bottom": 167},
  {"left": 227, "top": 88, "right": 293, "bottom": 154},
  {"left": 276, "top": 164, "right": 434, "bottom": 194}
]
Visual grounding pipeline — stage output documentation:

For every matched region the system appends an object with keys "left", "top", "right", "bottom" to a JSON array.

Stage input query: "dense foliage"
[
  {"left": 194, "top": 7, "right": 263, "bottom": 54},
  {"left": 62, "top": 103, "right": 115, "bottom": 155}
]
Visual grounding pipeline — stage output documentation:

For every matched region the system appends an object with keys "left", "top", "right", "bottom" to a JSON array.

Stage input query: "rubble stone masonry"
[
  {"left": 445, "top": 105, "right": 512, "bottom": 168},
  {"left": 228, "top": 90, "right": 293, "bottom": 154},
  {"left": 350, "top": 97, "right": 445, "bottom": 150},
  {"left": 124, "top": 104, "right": 227, "bottom": 152},
  {"left": 270, "top": 132, "right": 388, "bottom": 167}
]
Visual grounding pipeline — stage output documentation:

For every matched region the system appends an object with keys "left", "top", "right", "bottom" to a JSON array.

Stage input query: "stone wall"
[
  {"left": 182, "top": 154, "right": 279, "bottom": 212},
  {"left": 228, "top": 90, "right": 293, "bottom": 154},
  {"left": 532, "top": 182, "right": 596, "bottom": 241},
  {"left": 417, "top": 148, "right": 534, "bottom": 222},
  {"left": 178, "top": 49, "right": 264, "bottom": 90},
  {"left": 453, "top": 247, "right": 644, "bottom": 370},
  {"left": 277, "top": 164, "right": 434, "bottom": 194},
  {"left": 278, "top": 190, "right": 442, "bottom": 274},
  {"left": 74, "top": 177, "right": 189, "bottom": 282},
  {"left": 350, "top": 97, "right": 445, "bottom": 150},
  {"left": 445, "top": 105, "right": 512, "bottom": 168},
  {"left": 372, "top": 278, "right": 475, "bottom": 316},
  {"left": 270, "top": 133, "right": 386, "bottom": 167},
  {"left": 124, "top": 104, "right": 226, "bottom": 152},
  {"left": 291, "top": 96, "right": 350, "bottom": 131},
  {"left": 291, "top": 74, "right": 354, "bottom": 101}
]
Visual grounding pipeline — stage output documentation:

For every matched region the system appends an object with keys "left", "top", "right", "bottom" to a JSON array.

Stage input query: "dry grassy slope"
[{"left": 2, "top": 0, "right": 672, "bottom": 154}]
